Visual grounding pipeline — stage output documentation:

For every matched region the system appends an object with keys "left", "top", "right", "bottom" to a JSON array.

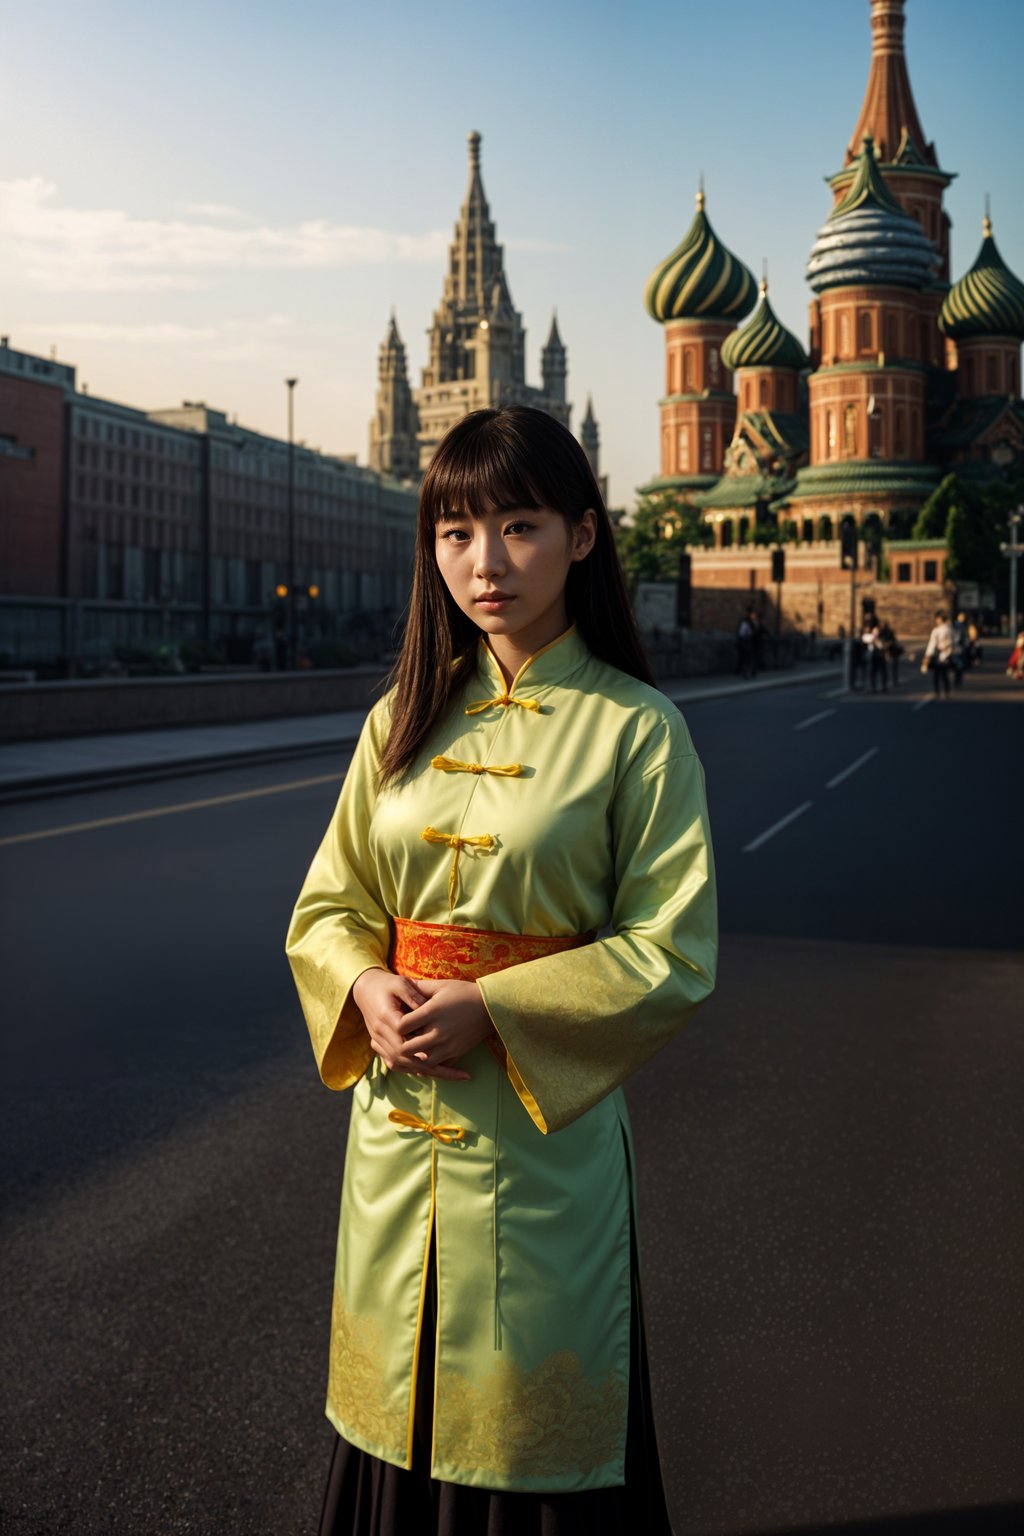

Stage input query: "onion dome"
[
  {"left": 721, "top": 279, "right": 808, "bottom": 371},
  {"left": 939, "top": 216, "right": 1024, "bottom": 341},
  {"left": 644, "top": 187, "right": 756, "bottom": 323},
  {"left": 807, "top": 135, "right": 939, "bottom": 293}
]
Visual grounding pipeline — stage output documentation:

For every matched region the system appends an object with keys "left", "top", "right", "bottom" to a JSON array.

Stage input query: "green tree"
[
  {"left": 615, "top": 492, "right": 709, "bottom": 591},
  {"left": 913, "top": 473, "right": 958, "bottom": 540}
]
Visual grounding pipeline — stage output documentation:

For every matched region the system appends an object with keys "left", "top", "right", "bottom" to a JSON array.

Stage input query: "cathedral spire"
[
  {"left": 846, "top": 0, "right": 936, "bottom": 166},
  {"left": 541, "top": 311, "right": 567, "bottom": 405},
  {"left": 368, "top": 312, "right": 419, "bottom": 481}
]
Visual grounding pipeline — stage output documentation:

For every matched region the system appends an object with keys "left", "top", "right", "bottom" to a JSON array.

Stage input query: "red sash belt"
[{"left": 390, "top": 917, "right": 593, "bottom": 983}]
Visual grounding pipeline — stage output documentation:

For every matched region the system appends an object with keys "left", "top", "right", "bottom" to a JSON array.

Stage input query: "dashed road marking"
[
  {"left": 0, "top": 771, "right": 342, "bottom": 847},
  {"left": 743, "top": 800, "right": 814, "bottom": 853},
  {"left": 826, "top": 748, "right": 879, "bottom": 789},
  {"left": 794, "top": 709, "right": 836, "bottom": 732}
]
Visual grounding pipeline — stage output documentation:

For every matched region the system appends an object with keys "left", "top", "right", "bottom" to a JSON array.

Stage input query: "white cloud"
[{"left": 0, "top": 177, "right": 449, "bottom": 293}]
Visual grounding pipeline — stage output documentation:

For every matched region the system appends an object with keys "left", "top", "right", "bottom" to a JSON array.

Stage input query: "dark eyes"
[{"left": 439, "top": 520, "right": 533, "bottom": 542}]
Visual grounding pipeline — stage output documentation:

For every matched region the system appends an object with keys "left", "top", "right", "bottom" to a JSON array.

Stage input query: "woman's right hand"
[{"left": 353, "top": 968, "right": 472, "bottom": 1082}]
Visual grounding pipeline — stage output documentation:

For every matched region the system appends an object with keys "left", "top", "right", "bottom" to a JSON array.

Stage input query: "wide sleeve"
[
  {"left": 285, "top": 704, "right": 391, "bottom": 1090},
  {"left": 477, "top": 721, "right": 717, "bottom": 1134}
]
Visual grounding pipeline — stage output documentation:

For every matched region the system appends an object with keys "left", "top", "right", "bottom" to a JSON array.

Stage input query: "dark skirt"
[{"left": 318, "top": 1228, "right": 673, "bottom": 1536}]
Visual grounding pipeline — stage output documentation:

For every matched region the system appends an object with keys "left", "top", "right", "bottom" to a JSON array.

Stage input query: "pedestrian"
[
  {"left": 286, "top": 405, "right": 718, "bottom": 1535},
  {"left": 736, "top": 609, "right": 755, "bottom": 678},
  {"left": 967, "top": 618, "right": 982, "bottom": 667},
  {"left": 922, "top": 609, "right": 954, "bottom": 697},
  {"left": 1007, "top": 629, "right": 1024, "bottom": 682},
  {"left": 879, "top": 618, "right": 901, "bottom": 689},
  {"left": 864, "top": 618, "right": 887, "bottom": 692},
  {"left": 951, "top": 611, "right": 969, "bottom": 687}
]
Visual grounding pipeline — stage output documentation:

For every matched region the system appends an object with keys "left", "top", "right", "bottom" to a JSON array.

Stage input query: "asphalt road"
[{"left": 1, "top": 660, "right": 1021, "bottom": 1536}]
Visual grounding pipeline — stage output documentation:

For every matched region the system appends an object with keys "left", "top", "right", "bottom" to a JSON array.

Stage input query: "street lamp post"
[
  {"left": 285, "top": 377, "right": 298, "bottom": 670},
  {"left": 1001, "top": 506, "right": 1023, "bottom": 639}
]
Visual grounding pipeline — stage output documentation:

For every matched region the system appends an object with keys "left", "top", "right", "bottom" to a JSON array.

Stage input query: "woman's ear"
[{"left": 571, "top": 508, "right": 598, "bottom": 562}]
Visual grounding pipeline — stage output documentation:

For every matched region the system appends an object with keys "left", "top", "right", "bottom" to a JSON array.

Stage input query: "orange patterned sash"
[{"left": 391, "top": 917, "right": 593, "bottom": 982}]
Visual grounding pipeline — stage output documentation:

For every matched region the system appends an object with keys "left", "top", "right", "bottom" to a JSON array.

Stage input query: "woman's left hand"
[{"left": 394, "top": 979, "right": 495, "bottom": 1074}]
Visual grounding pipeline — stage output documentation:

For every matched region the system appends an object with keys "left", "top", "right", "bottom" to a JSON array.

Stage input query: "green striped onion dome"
[
  {"left": 940, "top": 218, "right": 1024, "bottom": 341},
  {"left": 721, "top": 280, "right": 808, "bottom": 371},
  {"left": 807, "top": 136, "right": 938, "bottom": 294},
  {"left": 644, "top": 189, "right": 756, "bottom": 323}
]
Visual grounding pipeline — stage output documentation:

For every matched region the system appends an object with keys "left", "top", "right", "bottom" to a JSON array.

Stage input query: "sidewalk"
[{"left": 0, "top": 662, "right": 841, "bottom": 803}]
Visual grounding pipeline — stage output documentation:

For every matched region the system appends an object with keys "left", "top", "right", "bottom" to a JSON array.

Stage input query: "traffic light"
[
  {"left": 771, "top": 548, "right": 785, "bottom": 583},
  {"left": 840, "top": 520, "right": 858, "bottom": 569}
]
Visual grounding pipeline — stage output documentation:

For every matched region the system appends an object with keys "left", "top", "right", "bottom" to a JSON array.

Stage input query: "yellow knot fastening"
[
  {"left": 431, "top": 755, "right": 523, "bottom": 777},
  {"left": 388, "top": 1109, "right": 465, "bottom": 1145},
  {"left": 421, "top": 825, "right": 497, "bottom": 910},
  {"left": 464, "top": 694, "right": 541, "bottom": 716}
]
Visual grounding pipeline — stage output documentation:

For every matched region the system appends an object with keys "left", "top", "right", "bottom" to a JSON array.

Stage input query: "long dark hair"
[{"left": 379, "top": 406, "right": 653, "bottom": 785}]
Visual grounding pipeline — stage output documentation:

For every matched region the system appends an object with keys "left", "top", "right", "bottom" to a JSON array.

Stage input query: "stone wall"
[
  {"left": 0, "top": 666, "right": 388, "bottom": 743},
  {"left": 692, "top": 579, "right": 953, "bottom": 639}
]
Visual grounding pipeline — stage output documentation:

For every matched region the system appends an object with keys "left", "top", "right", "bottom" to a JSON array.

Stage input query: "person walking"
[
  {"left": 864, "top": 619, "right": 887, "bottom": 692},
  {"left": 286, "top": 406, "right": 717, "bottom": 1535},
  {"left": 923, "top": 610, "right": 954, "bottom": 697},
  {"left": 951, "top": 611, "right": 969, "bottom": 687},
  {"left": 879, "top": 618, "right": 901, "bottom": 689},
  {"left": 736, "top": 609, "right": 755, "bottom": 679}
]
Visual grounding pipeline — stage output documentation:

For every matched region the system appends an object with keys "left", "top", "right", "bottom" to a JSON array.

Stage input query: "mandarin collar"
[{"left": 475, "top": 623, "right": 590, "bottom": 698}]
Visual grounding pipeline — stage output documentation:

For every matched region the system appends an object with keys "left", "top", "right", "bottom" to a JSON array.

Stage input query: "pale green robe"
[{"left": 286, "top": 624, "right": 717, "bottom": 1493}]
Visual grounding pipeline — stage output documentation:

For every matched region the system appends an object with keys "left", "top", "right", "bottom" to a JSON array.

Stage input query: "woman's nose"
[{"left": 474, "top": 533, "right": 505, "bottom": 577}]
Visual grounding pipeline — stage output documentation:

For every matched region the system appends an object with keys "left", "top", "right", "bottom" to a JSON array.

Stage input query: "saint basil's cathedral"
[{"left": 643, "top": 0, "right": 1023, "bottom": 631}]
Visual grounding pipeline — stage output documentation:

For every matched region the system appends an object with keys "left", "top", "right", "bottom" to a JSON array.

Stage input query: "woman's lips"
[{"left": 475, "top": 593, "right": 514, "bottom": 609}]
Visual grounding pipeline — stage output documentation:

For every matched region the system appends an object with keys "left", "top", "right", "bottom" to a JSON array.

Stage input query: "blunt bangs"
[{"left": 419, "top": 408, "right": 595, "bottom": 529}]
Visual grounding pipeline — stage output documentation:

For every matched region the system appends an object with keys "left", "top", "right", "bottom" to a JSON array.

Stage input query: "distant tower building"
[
  {"left": 940, "top": 214, "right": 1024, "bottom": 403},
  {"left": 579, "top": 394, "right": 609, "bottom": 506},
  {"left": 541, "top": 313, "right": 568, "bottom": 408},
  {"left": 642, "top": 185, "right": 756, "bottom": 491},
  {"left": 368, "top": 313, "right": 420, "bottom": 481},
  {"left": 373, "top": 132, "right": 575, "bottom": 478}
]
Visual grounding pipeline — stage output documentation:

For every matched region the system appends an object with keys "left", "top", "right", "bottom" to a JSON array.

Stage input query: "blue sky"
[{"left": 3, "top": 0, "right": 1021, "bottom": 503}]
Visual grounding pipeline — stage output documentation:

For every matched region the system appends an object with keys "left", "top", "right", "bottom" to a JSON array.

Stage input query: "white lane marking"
[
  {"left": 742, "top": 800, "right": 814, "bottom": 853},
  {"left": 911, "top": 694, "right": 934, "bottom": 713},
  {"left": 822, "top": 686, "right": 847, "bottom": 699},
  {"left": 0, "top": 771, "right": 343, "bottom": 847},
  {"left": 794, "top": 708, "right": 836, "bottom": 732},
  {"left": 826, "top": 748, "right": 879, "bottom": 789}
]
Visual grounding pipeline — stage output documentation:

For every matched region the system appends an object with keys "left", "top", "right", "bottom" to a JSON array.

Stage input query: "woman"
[{"left": 286, "top": 406, "right": 717, "bottom": 1534}]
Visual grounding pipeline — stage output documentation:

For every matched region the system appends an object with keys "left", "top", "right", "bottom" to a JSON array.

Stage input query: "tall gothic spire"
[
  {"left": 445, "top": 130, "right": 506, "bottom": 311},
  {"left": 846, "top": 0, "right": 936, "bottom": 166}
]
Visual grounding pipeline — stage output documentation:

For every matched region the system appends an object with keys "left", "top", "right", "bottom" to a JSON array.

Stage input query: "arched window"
[
  {"left": 844, "top": 403, "right": 858, "bottom": 457},
  {"left": 670, "top": 350, "right": 681, "bottom": 394},
  {"left": 709, "top": 347, "right": 720, "bottom": 382},
  {"left": 801, "top": 518, "right": 814, "bottom": 543},
  {"left": 839, "top": 313, "right": 851, "bottom": 355},
  {"left": 859, "top": 312, "right": 872, "bottom": 351},
  {"left": 827, "top": 409, "right": 837, "bottom": 459},
  {"left": 738, "top": 517, "right": 750, "bottom": 546},
  {"left": 818, "top": 515, "right": 834, "bottom": 542},
  {"left": 683, "top": 349, "right": 696, "bottom": 389},
  {"left": 986, "top": 354, "right": 998, "bottom": 391},
  {"left": 721, "top": 519, "right": 733, "bottom": 548},
  {"left": 678, "top": 426, "right": 690, "bottom": 471},
  {"left": 759, "top": 377, "right": 769, "bottom": 406},
  {"left": 701, "top": 426, "right": 713, "bottom": 470},
  {"left": 886, "top": 314, "right": 898, "bottom": 356}
]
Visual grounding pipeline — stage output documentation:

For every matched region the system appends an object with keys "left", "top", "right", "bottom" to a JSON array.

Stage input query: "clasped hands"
[{"left": 352, "top": 967, "right": 494, "bottom": 1081}]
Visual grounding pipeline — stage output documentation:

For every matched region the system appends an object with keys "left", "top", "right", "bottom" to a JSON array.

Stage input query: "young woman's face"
[{"left": 435, "top": 504, "right": 596, "bottom": 652}]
